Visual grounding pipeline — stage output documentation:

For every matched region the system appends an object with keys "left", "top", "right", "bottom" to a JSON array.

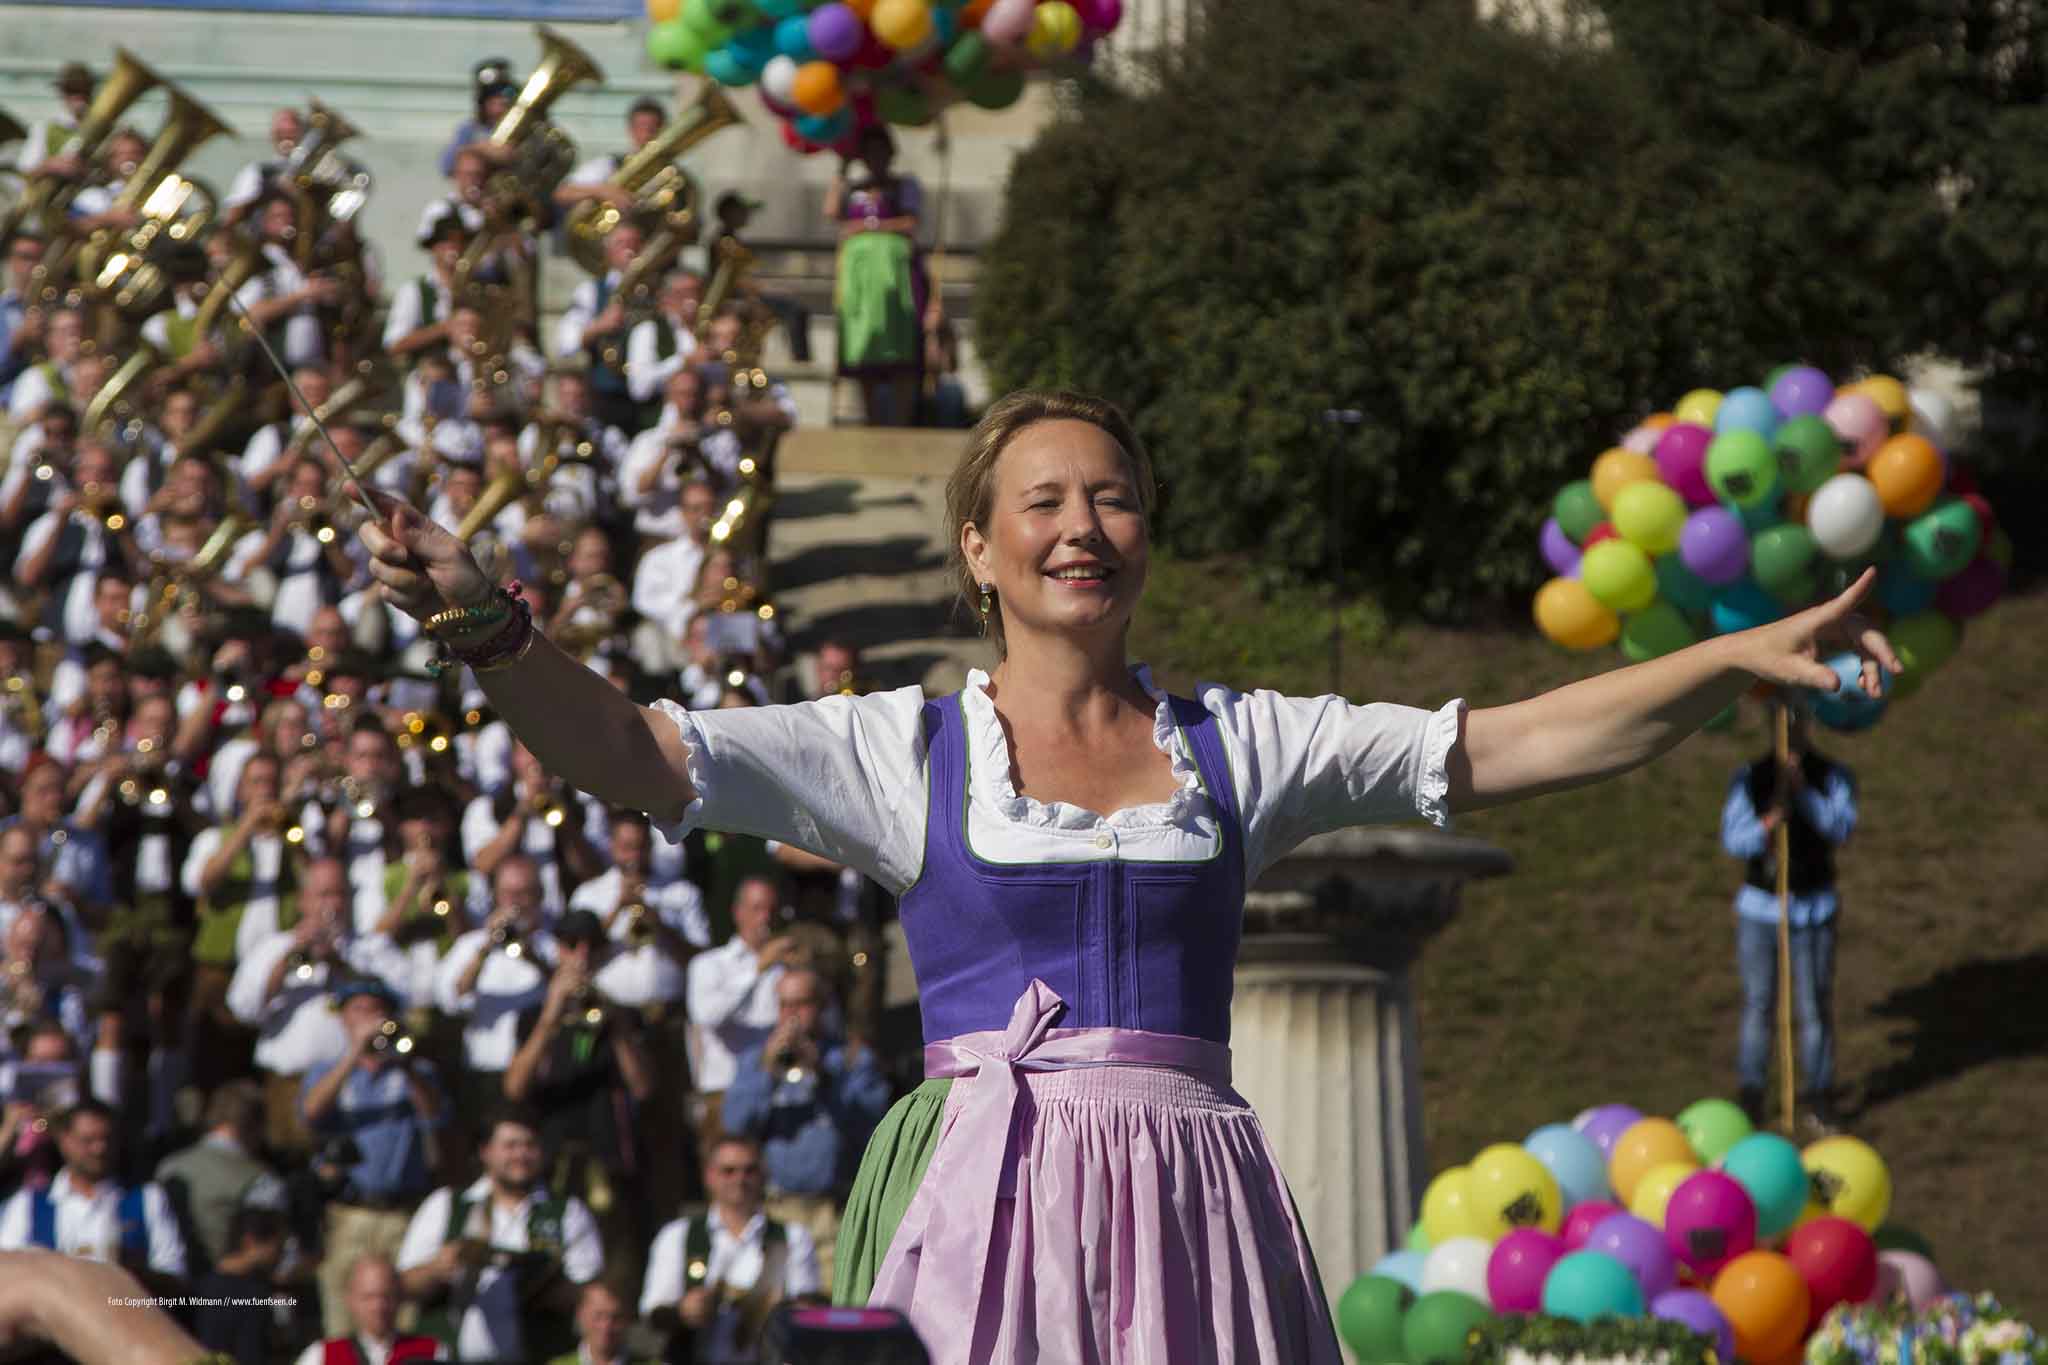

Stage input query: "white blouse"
[{"left": 653, "top": 666, "right": 1463, "bottom": 897}]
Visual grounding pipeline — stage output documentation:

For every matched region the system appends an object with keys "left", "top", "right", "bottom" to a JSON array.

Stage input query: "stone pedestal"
[{"left": 1229, "top": 827, "right": 1513, "bottom": 1322}]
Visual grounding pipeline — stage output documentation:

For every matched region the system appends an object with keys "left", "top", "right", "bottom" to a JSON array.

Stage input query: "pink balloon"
[
  {"left": 1880, "top": 1250, "right": 1945, "bottom": 1311},
  {"left": 1860, "top": 1258, "right": 1902, "bottom": 1306},
  {"left": 1075, "top": 0, "right": 1123, "bottom": 31},
  {"left": 1824, "top": 394, "right": 1888, "bottom": 469},
  {"left": 1662, "top": 1171, "right": 1757, "bottom": 1280},
  {"left": 1622, "top": 421, "right": 1663, "bottom": 456},
  {"left": 1560, "top": 1200, "right": 1623, "bottom": 1249},
  {"left": 982, "top": 0, "right": 1036, "bottom": 44},
  {"left": 1654, "top": 423, "right": 1717, "bottom": 507},
  {"left": 1488, "top": 1229, "right": 1567, "bottom": 1313}
]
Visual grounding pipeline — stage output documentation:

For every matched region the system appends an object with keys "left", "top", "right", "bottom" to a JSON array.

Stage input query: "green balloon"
[
  {"left": 964, "top": 66, "right": 1026, "bottom": 110},
  {"left": 1612, "top": 480, "right": 1687, "bottom": 555},
  {"left": 1750, "top": 524, "right": 1818, "bottom": 596},
  {"left": 1706, "top": 430, "right": 1778, "bottom": 508},
  {"left": 944, "top": 31, "right": 992, "bottom": 83},
  {"left": 1402, "top": 1290, "right": 1492, "bottom": 1365},
  {"left": 1891, "top": 610, "right": 1961, "bottom": 680},
  {"left": 1654, "top": 554, "right": 1713, "bottom": 616},
  {"left": 1874, "top": 1222, "right": 1935, "bottom": 1259},
  {"left": 1620, "top": 602, "right": 1695, "bottom": 662},
  {"left": 682, "top": 0, "right": 742, "bottom": 45},
  {"left": 1675, "top": 1097, "right": 1754, "bottom": 1164},
  {"left": 1770, "top": 570, "right": 1820, "bottom": 608},
  {"left": 1407, "top": 1218, "right": 1431, "bottom": 1253},
  {"left": 876, "top": 85, "right": 935, "bottom": 126},
  {"left": 1337, "top": 1275, "right": 1414, "bottom": 1365},
  {"left": 647, "top": 18, "right": 705, "bottom": 68},
  {"left": 1901, "top": 498, "right": 1982, "bottom": 581},
  {"left": 1774, "top": 414, "right": 1841, "bottom": 495},
  {"left": 1581, "top": 539, "right": 1657, "bottom": 614},
  {"left": 1553, "top": 480, "right": 1603, "bottom": 543}
]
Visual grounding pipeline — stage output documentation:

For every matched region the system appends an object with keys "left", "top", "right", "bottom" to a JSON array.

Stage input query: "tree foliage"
[{"left": 974, "top": 0, "right": 2048, "bottom": 617}]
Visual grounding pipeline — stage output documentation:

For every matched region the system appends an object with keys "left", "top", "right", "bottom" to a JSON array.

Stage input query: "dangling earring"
[{"left": 977, "top": 583, "right": 993, "bottom": 636}]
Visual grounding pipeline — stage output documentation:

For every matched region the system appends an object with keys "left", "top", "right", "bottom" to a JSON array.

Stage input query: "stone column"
[{"left": 1229, "top": 827, "right": 1513, "bottom": 1320}]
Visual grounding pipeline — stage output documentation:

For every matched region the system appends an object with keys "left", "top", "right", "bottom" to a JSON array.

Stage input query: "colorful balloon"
[
  {"left": 1372, "top": 1248, "right": 1426, "bottom": 1293},
  {"left": 1824, "top": 393, "right": 1889, "bottom": 467},
  {"left": 1612, "top": 480, "right": 1687, "bottom": 556},
  {"left": 1590, "top": 447, "right": 1659, "bottom": 510},
  {"left": 1402, "top": 1291, "right": 1493, "bottom": 1365},
  {"left": 647, "top": 17, "right": 705, "bottom": 66},
  {"left": 1809, "top": 652, "right": 1888, "bottom": 732},
  {"left": 704, "top": 45, "right": 761, "bottom": 85},
  {"left": 1801, "top": 1136, "right": 1891, "bottom": 1232},
  {"left": 1467, "top": 1144, "right": 1564, "bottom": 1237},
  {"left": 1524, "top": 1124, "right": 1610, "bottom": 1210},
  {"left": 1787, "top": 1216, "right": 1878, "bottom": 1324},
  {"left": 648, "top": 0, "right": 681, "bottom": 21},
  {"left": 1807, "top": 473, "right": 1886, "bottom": 560},
  {"left": 1773, "top": 414, "right": 1841, "bottom": 495},
  {"left": 1573, "top": 1105, "right": 1644, "bottom": 1158},
  {"left": 1488, "top": 1230, "right": 1567, "bottom": 1314},
  {"left": 1710, "top": 1251, "right": 1810, "bottom": 1364},
  {"left": 1846, "top": 375, "right": 1910, "bottom": 433},
  {"left": 1620, "top": 603, "right": 1696, "bottom": 663},
  {"left": 1580, "top": 541, "right": 1656, "bottom": 614},
  {"left": 1028, "top": 0, "right": 1083, "bottom": 56},
  {"left": 1075, "top": 0, "right": 1124, "bottom": 30},
  {"left": 790, "top": 59, "right": 847, "bottom": 113},
  {"left": 1654, "top": 554, "right": 1713, "bottom": 616},
  {"left": 981, "top": 0, "right": 1036, "bottom": 44},
  {"left": 1553, "top": 480, "right": 1603, "bottom": 543},
  {"left": 963, "top": 65, "right": 1026, "bottom": 108},
  {"left": 1628, "top": 1161, "right": 1698, "bottom": 1228},
  {"left": 1420, "top": 1166, "right": 1487, "bottom": 1247},
  {"left": 1652, "top": 1289, "right": 1736, "bottom": 1361},
  {"left": 1663, "top": 1170, "right": 1757, "bottom": 1279},
  {"left": 1769, "top": 366, "right": 1834, "bottom": 419},
  {"left": 1709, "top": 580, "right": 1784, "bottom": 635},
  {"left": 1719, "top": 1133, "right": 1808, "bottom": 1239},
  {"left": 1540, "top": 518, "right": 1581, "bottom": 578},
  {"left": 1749, "top": 524, "right": 1818, "bottom": 599},
  {"left": 807, "top": 2, "right": 865, "bottom": 60},
  {"left": 1560, "top": 1200, "right": 1623, "bottom": 1249},
  {"left": 872, "top": 0, "right": 935, "bottom": 49},
  {"left": 1908, "top": 385, "right": 1961, "bottom": 450},
  {"left": 1654, "top": 424, "right": 1718, "bottom": 507},
  {"left": 773, "top": 14, "right": 817, "bottom": 58},
  {"left": 1533, "top": 578, "right": 1619, "bottom": 651},
  {"left": 1420, "top": 1237, "right": 1492, "bottom": 1301},
  {"left": 1585, "top": 1214, "right": 1677, "bottom": 1300},
  {"left": 1901, "top": 498, "right": 1982, "bottom": 580},
  {"left": 1867, "top": 434, "right": 1945, "bottom": 519},
  {"left": 1674, "top": 1099, "right": 1753, "bottom": 1166},
  {"left": 1706, "top": 430, "right": 1777, "bottom": 507},
  {"left": 1542, "top": 1249, "right": 1646, "bottom": 1322},
  {"left": 1879, "top": 1250, "right": 1945, "bottom": 1310},
  {"left": 1716, "top": 386, "right": 1779, "bottom": 439},
  {"left": 1674, "top": 388, "right": 1723, "bottom": 428},
  {"left": 1337, "top": 1274, "right": 1414, "bottom": 1364},
  {"left": 1935, "top": 554, "right": 2005, "bottom": 620},
  {"left": 1678, "top": 506, "right": 1748, "bottom": 585}
]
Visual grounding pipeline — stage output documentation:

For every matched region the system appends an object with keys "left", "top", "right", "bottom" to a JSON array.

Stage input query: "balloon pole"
[{"left": 1773, "top": 700, "right": 1797, "bottom": 1134}]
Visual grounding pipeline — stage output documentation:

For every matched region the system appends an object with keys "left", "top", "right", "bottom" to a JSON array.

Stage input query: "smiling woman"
[{"left": 357, "top": 387, "right": 1898, "bottom": 1364}]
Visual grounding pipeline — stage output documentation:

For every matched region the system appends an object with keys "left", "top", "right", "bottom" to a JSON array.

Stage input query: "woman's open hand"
[
  {"left": 1733, "top": 567, "right": 1902, "bottom": 697},
  {"left": 358, "top": 487, "right": 491, "bottom": 622}
]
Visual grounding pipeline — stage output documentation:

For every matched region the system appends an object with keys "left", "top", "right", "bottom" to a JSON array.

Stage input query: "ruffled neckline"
[{"left": 958, "top": 665, "right": 1209, "bottom": 831}]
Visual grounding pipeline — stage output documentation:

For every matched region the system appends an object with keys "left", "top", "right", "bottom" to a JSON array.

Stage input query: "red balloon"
[
  {"left": 1785, "top": 1216, "right": 1877, "bottom": 1326},
  {"left": 780, "top": 122, "right": 823, "bottom": 154},
  {"left": 1945, "top": 462, "right": 1981, "bottom": 496},
  {"left": 851, "top": 32, "right": 894, "bottom": 68},
  {"left": 1581, "top": 521, "right": 1619, "bottom": 549}
]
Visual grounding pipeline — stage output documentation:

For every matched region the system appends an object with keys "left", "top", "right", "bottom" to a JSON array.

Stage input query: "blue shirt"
[
  {"left": 299, "top": 1056, "right": 446, "bottom": 1200},
  {"left": 1719, "top": 764, "right": 1857, "bottom": 927},
  {"left": 721, "top": 1039, "right": 891, "bottom": 1197},
  {"left": 440, "top": 119, "right": 492, "bottom": 177}
]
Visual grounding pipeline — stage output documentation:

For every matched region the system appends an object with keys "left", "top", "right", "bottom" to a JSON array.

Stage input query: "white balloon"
[
  {"left": 1908, "top": 386, "right": 1960, "bottom": 452},
  {"left": 762, "top": 54, "right": 799, "bottom": 103},
  {"left": 1807, "top": 472, "right": 1886, "bottom": 560},
  {"left": 1420, "top": 1235, "right": 1493, "bottom": 1304}
]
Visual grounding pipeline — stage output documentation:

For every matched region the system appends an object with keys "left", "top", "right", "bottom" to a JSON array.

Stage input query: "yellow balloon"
[
  {"left": 1801, "top": 1136, "right": 1891, "bottom": 1231},
  {"left": 1629, "top": 1160, "right": 1700, "bottom": 1227},
  {"left": 1674, "top": 388, "right": 1723, "bottom": 427},
  {"left": 1847, "top": 375, "right": 1910, "bottom": 434},
  {"left": 1533, "top": 577, "right": 1619, "bottom": 652},
  {"left": 1027, "top": 0, "right": 1083, "bottom": 57},
  {"left": 1420, "top": 1166, "right": 1488, "bottom": 1245},
  {"left": 1468, "top": 1142, "right": 1564, "bottom": 1237},
  {"left": 1611, "top": 480, "right": 1688, "bottom": 556},
  {"left": 1609, "top": 1117, "right": 1697, "bottom": 1206},
  {"left": 1591, "top": 447, "right": 1660, "bottom": 511},
  {"left": 872, "top": 0, "right": 935, "bottom": 50}
]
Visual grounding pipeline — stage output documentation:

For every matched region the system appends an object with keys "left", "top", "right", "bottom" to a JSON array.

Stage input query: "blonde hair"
[{"left": 945, "top": 390, "right": 1157, "bottom": 658}]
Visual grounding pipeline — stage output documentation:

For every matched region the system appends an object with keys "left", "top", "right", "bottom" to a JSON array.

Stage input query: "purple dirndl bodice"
[{"left": 895, "top": 692, "right": 1246, "bottom": 1046}]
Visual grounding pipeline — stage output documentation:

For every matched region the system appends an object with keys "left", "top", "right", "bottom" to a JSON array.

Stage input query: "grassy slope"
[{"left": 1133, "top": 556, "right": 2048, "bottom": 1315}]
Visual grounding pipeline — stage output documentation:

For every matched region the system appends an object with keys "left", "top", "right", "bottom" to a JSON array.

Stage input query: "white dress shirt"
[
  {"left": 432, "top": 927, "right": 558, "bottom": 1072},
  {"left": 630, "top": 535, "right": 707, "bottom": 647},
  {"left": 381, "top": 272, "right": 455, "bottom": 351},
  {"left": 640, "top": 1210, "right": 820, "bottom": 1365},
  {"left": 235, "top": 244, "right": 325, "bottom": 369},
  {"left": 396, "top": 1179, "right": 602, "bottom": 1364},
  {"left": 226, "top": 930, "right": 410, "bottom": 1075},
  {"left": 624, "top": 312, "right": 698, "bottom": 404},
  {"left": 553, "top": 273, "right": 621, "bottom": 360},
  {"left": 0, "top": 1168, "right": 187, "bottom": 1278},
  {"left": 568, "top": 868, "right": 709, "bottom": 1006},
  {"left": 684, "top": 938, "right": 783, "bottom": 1095},
  {"left": 459, "top": 793, "right": 575, "bottom": 914},
  {"left": 14, "top": 509, "right": 113, "bottom": 643},
  {"left": 180, "top": 827, "right": 289, "bottom": 962}
]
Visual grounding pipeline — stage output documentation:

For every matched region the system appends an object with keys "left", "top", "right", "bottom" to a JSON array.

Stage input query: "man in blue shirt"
[
  {"left": 1720, "top": 707, "right": 1857, "bottom": 1133},
  {"left": 300, "top": 977, "right": 446, "bottom": 1339},
  {"left": 0, "top": 232, "right": 46, "bottom": 403},
  {"left": 722, "top": 966, "right": 890, "bottom": 1292}
]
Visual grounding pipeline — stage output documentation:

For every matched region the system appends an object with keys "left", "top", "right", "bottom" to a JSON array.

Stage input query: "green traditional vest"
[
  {"left": 33, "top": 360, "right": 68, "bottom": 405},
  {"left": 650, "top": 315, "right": 678, "bottom": 362},
  {"left": 40, "top": 123, "right": 72, "bottom": 160},
  {"left": 684, "top": 1212, "right": 785, "bottom": 1289},
  {"left": 192, "top": 834, "right": 300, "bottom": 966},
  {"left": 380, "top": 861, "right": 471, "bottom": 954},
  {"left": 416, "top": 277, "right": 439, "bottom": 331},
  {"left": 419, "top": 1188, "right": 577, "bottom": 1363}
]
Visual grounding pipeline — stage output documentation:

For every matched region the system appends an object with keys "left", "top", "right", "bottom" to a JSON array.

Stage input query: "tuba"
[
  {"left": 4, "top": 50, "right": 164, "bottom": 241},
  {"left": 451, "top": 26, "right": 606, "bottom": 295},
  {"left": 83, "top": 340, "right": 160, "bottom": 436},
  {"left": 563, "top": 84, "right": 740, "bottom": 275},
  {"left": 282, "top": 99, "right": 371, "bottom": 259},
  {"left": 282, "top": 360, "right": 385, "bottom": 463},
  {"left": 77, "top": 88, "right": 234, "bottom": 318}
]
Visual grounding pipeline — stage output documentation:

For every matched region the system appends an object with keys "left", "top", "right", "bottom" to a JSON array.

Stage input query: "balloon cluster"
[
  {"left": 1532, "top": 371, "right": 2008, "bottom": 731},
  {"left": 1340, "top": 1099, "right": 1955, "bottom": 1365},
  {"left": 643, "top": 0, "right": 1123, "bottom": 153}
]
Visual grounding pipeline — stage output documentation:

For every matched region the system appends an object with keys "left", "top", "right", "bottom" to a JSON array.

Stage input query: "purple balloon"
[
  {"left": 1654, "top": 424, "right": 1717, "bottom": 507},
  {"left": 1560, "top": 1200, "right": 1622, "bottom": 1249},
  {"left": 1573, "top": 1104, "right": 1642, "bottom": 1158},
  {"left": 1679, "top": 506, "right": 1749, "bottom": 585},
  {"left": 1587, "top": 1214, "right": 1678, "bottom": 1299},
  {"left": 807, "top": 3, "right": 863, "bottom": 61},
  {"left": 1651, "top": 1289, "right": 1735, "bottom": 1360},
  {"left": 1770, "top": 365, "right": 1835, "bottom": 419},
  {"left": 1541, "top": 517, "right": 1582, "bottom": 577}
]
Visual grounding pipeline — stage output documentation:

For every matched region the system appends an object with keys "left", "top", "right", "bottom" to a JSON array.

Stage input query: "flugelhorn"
[{"left": 77, "top": 87, "right": 234, "bottom": 317}]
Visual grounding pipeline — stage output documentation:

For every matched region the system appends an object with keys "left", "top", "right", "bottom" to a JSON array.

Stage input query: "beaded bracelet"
[
  {"left": 423, "top": 583, "right": 521, "bottom": 639},
  {"left": 426, "top": 583, "right": 533, "bottom": 677}
]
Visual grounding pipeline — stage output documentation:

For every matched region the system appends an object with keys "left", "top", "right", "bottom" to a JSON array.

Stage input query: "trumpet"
[
  {"left": 394, "top": 709, "right": 457, "bottom": 758},
  {"left": 564, "top": 982, "right": 609, "bottom": 1030},
  {"left": 365, "top": 1016, "right": 417, "bottom": 1060},
  {"left": 291, "top": 494, "right": 340, "bottom": 546},
  {"left": 115, "top": 735, "right": 173, "bottom": 808},
  {"left": 76, "top": 481, "right": 129, "bottom": 534},
  {"left": 619, "top": 898, "right": 655, "bottom": 947},
  {"left": 1, "top": 675, "right": 45, "bottom": 749},
  {"left": 529, "top": 788, "right": 568, "bottom": 830},
  {"left": 487, "top": 920, "right": 527, "bottom": 961},
  {"left": 283, "top": 932, "right": 339, "bottom": 983}
]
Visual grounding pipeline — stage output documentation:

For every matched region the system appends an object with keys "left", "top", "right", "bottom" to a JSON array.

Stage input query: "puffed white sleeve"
[
  {"left": 143, "top": 1182, "right": 188, "bottom": 1278},
  {"left": 1200, "top": 684, "right": 1466, "bottom": 883},
  {"left": 395, "top": 1188, "right": 451, "bottom": 1271},
  {"left": 649, "top": 688, "right": 930, "bottom": 896},
  {"left": 560, "top": 1197, "right": 604, "bottom": 1283},
  {"left": 226, "top": 934, "right": 291, "bottom": 1025},
  {"left": 639, "top": 1218, "right": 685, "bottom": 1315}
]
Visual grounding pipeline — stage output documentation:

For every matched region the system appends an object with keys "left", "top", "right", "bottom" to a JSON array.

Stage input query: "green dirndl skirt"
[
  {"left": 835, "top": 229, "right": 919, "bottom": 374},
  {"left": 832, "top": 1077, "right": 954, "bottom": 1306}
]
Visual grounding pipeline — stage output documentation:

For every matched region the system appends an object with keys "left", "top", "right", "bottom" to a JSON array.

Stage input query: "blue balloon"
[
  {"left": 1542, "top": 1250, "right": 1646, "bottom": 1323},
  {"left": 1877, "top": 564, "right": 1937, "bottom": 616},
  {"left": 704, "top": 47, "right": 760, "bottom": 85},
  {"left": 1719, "top": 1133, "right": 1808, "bottom": 1239},
  {"left": 729, "top": 23, "right": 780, "bottom": 64},
  {"left": 756, "top": 0, "right": 809, "bottom": 15},
  {"left": 795, "top": 109, "right": 852, "bottom": 142},
  {"left": 1370, "top": 1249, "right": 1425, "bottom": 1294},
  {"left": 1654, "top": 553, "right": 1714, "bottom": 616},
  {"left": 773, "top": 14, "right": 816, "bottom": 58},
  {"left": 1525, "top": 1123, "right": 1611, "bottom": 1209},
  {"left": 1737, "top": 491, "right": 1783, "bottom": 533},
  {"left": 1716, "top": 385, "right": 1780, "bottom": 441},
  {"left": 1810, "top": 652, "right": 1890, "bottom": 732},
  {"left": 931, "top": 3, "right": 958, "bottom": 45},
  {"left": 1709, "top": 579, "right": 1785, "bottom": 634}
]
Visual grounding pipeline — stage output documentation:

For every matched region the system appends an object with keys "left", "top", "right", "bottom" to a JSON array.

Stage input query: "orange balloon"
[
  {"left": 1711, "top": 1251, "right": 1812, "bottom": 1363},
  {"left": 1643, "top": 412, "right": 1677, "bottom": 429},
  {"left": 1533, "top": 577, "right": 1619, "bottom": 652},
  {"left": 1866, "top": 434, "right": 1944, "bottom": 519},
  {"left": 961, "top": 0, "right": 996, "bottom": 23},
  {"left": 1608, "top": 1117, "right": 1697, "bottom": 1206},
  {"left": 646, "top": 0, "right": 680, "bottom": 20},
  {"left": 1590, "top": 447, "right": 1660, "bottom": 511},
  {"left": 1785, "top": 491, "right": 1810, "bottom": 525},
  {"left": 845, "top": 0, "right": 878, "bottom": 15},
  {"left": 790, "top": 60, "right": 846, "bottom": 116}
]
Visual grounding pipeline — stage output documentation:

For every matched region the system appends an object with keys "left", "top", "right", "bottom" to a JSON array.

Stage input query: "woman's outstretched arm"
[
  {"left": 1447, "top": 568, "right": 1899, "bottom": 813},
  {"left": 359, "top": 492, "right": 695, "bottom": 823}
]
